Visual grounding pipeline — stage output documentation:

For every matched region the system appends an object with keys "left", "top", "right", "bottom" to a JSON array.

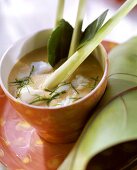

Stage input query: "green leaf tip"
[
  {"left": 47, "top": 19, "right": 73, "bottom": 67},
  {"left": 78, "top": 9, "right": 109, "bottom": 49}
]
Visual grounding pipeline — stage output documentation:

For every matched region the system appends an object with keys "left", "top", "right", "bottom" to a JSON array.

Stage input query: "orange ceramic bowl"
[{"left": 0, "top": 29, "right": 108, "bottom": 143}]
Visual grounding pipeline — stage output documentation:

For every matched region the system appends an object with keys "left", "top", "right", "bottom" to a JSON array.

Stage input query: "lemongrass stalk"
[
  {"left": 43, "top": 0, "right": 137, "bottom": 89},
  {"left": 68, "top": 0, "right": 87, "bottom": 57},
  {"left": 54, "top": 0, "right": 65, "bottom": 28}
]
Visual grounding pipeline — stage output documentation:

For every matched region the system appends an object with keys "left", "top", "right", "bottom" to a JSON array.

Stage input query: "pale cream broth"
[{"left": 8, "top": 47, "right": 103, "bottom": 107}]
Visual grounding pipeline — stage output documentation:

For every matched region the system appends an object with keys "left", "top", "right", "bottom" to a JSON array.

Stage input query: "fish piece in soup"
[{"left": 8, "top": 47, "right": 103, "bottom": 107}]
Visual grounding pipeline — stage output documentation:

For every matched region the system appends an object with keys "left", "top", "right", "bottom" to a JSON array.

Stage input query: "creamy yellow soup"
[{"left": 8, "top": 47, "right": 103, "bottom": 107}]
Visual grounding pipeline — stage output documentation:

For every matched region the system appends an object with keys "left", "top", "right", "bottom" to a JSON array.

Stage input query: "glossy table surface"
[{"left": 0, "top": 0, "right": 137, "bottom": 169}]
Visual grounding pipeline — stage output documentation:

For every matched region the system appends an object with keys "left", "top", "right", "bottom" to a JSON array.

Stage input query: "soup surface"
[{"left": 8, "top": 47, "right": 103, "bottom": 107}]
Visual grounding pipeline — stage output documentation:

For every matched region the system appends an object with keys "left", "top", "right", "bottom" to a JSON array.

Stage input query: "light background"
[
  {"left": 0, "top": 0, "right": 137, "bottom": 169},
  {"left": 0, "top": 0, "right": 137, "bottom": 58}
]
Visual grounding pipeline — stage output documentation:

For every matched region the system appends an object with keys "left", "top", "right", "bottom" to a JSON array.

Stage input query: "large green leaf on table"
[
  {"left": 47, "top": 19, "right": 73, "bottom": 67},
  {"left": 99, "top": 37, "right": 137, "bottom": 107},
  {"left": 58, "top": 37, "right": 137, "bottom": 170},
  {"left": 59, "top": 89, "right": 137, "bottom": 170},
  {"left": 109, "top": 37, "right": 137, "bottom": 77}
]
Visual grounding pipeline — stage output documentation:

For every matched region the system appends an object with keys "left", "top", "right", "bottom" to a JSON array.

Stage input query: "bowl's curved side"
[{"left": 0, "top": 29, "right": 108, "bottom": 143}]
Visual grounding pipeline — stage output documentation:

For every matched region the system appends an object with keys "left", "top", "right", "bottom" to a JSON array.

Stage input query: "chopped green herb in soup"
[{"left": 8, "top": 47, "right": 103, "bottom": 107}]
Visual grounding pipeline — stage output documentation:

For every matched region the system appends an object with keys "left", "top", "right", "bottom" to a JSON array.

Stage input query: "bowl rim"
[{"left": 0, "top": 29, "right": 109, "bottom": 110}]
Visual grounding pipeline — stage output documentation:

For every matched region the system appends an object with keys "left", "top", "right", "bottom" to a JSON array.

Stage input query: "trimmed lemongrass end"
[
  {"left": 68, "top": 0, "right": 87, "bottom": 58},
  {"left": 43, "top": 0, "right": 137, "bottom": 90},
  {"left": 54, "top": 0, "right": 65, "bottom": 28}
]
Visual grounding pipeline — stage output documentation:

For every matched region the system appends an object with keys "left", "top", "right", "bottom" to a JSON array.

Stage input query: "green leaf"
[
  {"left": 78, "top": 9, "right": 108, "bottom": 49},
  {"left": 47, "top": 19, "right": 73, "bottom": 67},
  {"left": 63, "top": 90, "right": 137, "bottom": 170},
  {"left": 99, "top": 37, "right": 137, "bottom": 107},
  {"left": 58, "top": 37, "right": 137, "bottom": 170},
  {"left": 43, "top": 0, "right": 137, "bottom": 89}
]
